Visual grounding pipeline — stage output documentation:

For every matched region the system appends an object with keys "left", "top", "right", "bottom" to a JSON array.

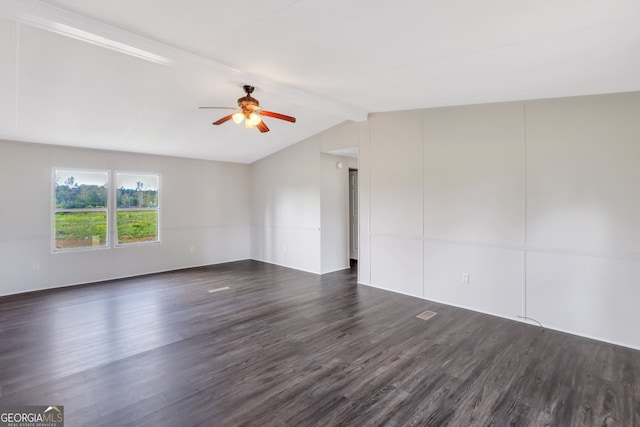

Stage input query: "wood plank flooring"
[{"left": 0, "top": 260, "right": 639, "bottom": 426}]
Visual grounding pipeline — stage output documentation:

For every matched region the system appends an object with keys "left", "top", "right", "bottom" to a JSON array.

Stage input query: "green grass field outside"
[
  {"left": 55, "top": 210, "right": 158, "bottom": 248},
  {"left": 117, "top": 211, "right": 158, "bottom": 244}
]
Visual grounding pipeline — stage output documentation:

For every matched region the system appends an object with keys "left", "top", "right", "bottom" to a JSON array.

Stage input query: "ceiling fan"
[{"left": 199, "top": 85, "right": 296, "bottom": 133}]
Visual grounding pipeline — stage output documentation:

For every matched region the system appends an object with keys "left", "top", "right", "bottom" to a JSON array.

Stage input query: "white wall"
[
  {"left": 524, "top": 94, "right": 640, "bottom": 347},
  {"left": 421, "top": 103, "right": 525, "bottom": 317},
  {"left": 250, "top": 136, "right": 322, "bottom": 273},
  {"left": 250, "top": 121, "right": 362, "bottom": 274},
  {"left": 369, "top": 110, "right": 424, "bottom": 297},
  {"left": 358, "top": 123, "right": 372, "bottom": 284},
  {"left": 320, "top": 153, "right": 351, "bottom": 273},
  {"left": 320, "top": 120, "right": 361, "bottom": 153},
  {"left": 359, "top": 91, "right": 640, "bottom": 350},
  {"left": 320, "top": 121, "right": 361, "bottom": 274},
  {"left": 0, "top": 140, "right": 250, "bottom": 296}
]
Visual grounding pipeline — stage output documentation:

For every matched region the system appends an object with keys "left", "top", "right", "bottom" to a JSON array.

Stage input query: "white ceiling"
[{"left": 0, "top": 0, "right": 639, "bottom": 163}]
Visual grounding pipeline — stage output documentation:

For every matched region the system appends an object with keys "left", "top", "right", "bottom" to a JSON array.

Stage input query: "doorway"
[{"left": 349, "top": 169, "right": 358, "bottom": 261}]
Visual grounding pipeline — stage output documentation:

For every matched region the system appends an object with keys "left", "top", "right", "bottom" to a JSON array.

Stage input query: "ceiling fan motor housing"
[
  {"left": 237, "top": 86, "right": 259, "bottom": 112},
  {"left": 237, "top": 95, "right": 259, "bottom": 108}
]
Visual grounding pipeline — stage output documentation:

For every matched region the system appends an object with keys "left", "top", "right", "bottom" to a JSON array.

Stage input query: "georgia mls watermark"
[{"left": 0, "top": 406, "right": 64, "bottom": 427}]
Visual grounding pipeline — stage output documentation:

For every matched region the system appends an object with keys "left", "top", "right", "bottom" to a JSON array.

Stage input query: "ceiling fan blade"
[
  {"left": 199, "top": 106, "right": 237, "bottom": 110},
  {"left": 213, "top": 114, "right": 234, "bottom": 125},
  {"left": 257, "top": 121, "right": 270, "bottom": 133},
  {"left": 260, "top": 110, "right": 296, "bottom": 123}
]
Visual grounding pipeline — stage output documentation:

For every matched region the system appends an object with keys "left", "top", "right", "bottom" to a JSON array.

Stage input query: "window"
[
  {"left": 54, "top": 169, "right": 109, "bottom": 250},
  {"left": 116, "top": 173, "right": 159, "bottom": 245},
  {"left": 53, "top": 169, "right": 160, "bottom": 251}
]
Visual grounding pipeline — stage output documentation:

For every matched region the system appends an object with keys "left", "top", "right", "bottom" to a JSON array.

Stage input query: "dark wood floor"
[{"left": 0, "top": 260, "right": 638, "bottom": 426}]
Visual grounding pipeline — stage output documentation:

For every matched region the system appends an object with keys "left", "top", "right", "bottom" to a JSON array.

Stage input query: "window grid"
[{"left": 52, "top": 169, "right": 161, "bottom": 252}]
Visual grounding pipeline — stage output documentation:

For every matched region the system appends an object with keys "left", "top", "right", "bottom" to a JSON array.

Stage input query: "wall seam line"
[
  {"left": 368, "top": 119, "right": 372, "bottom": 284},
  {"left": 14, "top": 21, "right": 20, "bottom": 137},
  {"left": 522, "top": 102, "right": 528, "bottom": 319},
  {"left": 421, "top": 111, "right": 426, "bottom": 298}
]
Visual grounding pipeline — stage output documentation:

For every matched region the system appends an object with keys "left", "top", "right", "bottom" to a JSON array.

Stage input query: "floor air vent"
[{"left": 416, "top": 310, "right": 437, "bottom": 321}]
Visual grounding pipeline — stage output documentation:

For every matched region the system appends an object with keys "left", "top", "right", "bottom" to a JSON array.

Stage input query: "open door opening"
[{"left": 349, "top": 168, "right": 358, "bottom": 267}]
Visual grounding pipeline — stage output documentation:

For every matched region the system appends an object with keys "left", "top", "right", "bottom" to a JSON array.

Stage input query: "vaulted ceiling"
[{"left": 1, "top": 0, "right": 639, "bottom": 163}]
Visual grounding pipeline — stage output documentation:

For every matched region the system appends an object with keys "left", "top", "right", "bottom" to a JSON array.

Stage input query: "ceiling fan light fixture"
[
  {"left": 202, "top": 85, "right": 295, "bottom": 134},
  {"left": 248, "top": 113, "right": 262, "bottom": 126},
  {"left": 232, "top": 112, "right": 244, "bottom": 124}
]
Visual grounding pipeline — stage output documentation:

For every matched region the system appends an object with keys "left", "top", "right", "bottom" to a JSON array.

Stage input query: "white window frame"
[
  {"left": 52, "top": 169, "right": 162, "bottom": 252},
  {"left": 52, "top": 168, "right": 110, "bottom": 252},
  {"left": 114, "top": 171, "right": 161, "bottom": 247}
]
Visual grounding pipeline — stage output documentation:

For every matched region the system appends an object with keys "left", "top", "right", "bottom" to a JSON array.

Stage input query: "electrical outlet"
[
  {"left": 462, "top": 273, "right": 469, "bottom": 284},
  {"left": 190, "top": 246, "right": 195, "bottom": 253},
  {"left": 32, "top": 262, "right": 40, "bottom": 271}
]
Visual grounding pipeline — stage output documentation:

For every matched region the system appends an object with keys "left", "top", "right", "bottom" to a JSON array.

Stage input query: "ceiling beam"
[{"left": 0, "top": 0, "right": 368, "bottom": 122}]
